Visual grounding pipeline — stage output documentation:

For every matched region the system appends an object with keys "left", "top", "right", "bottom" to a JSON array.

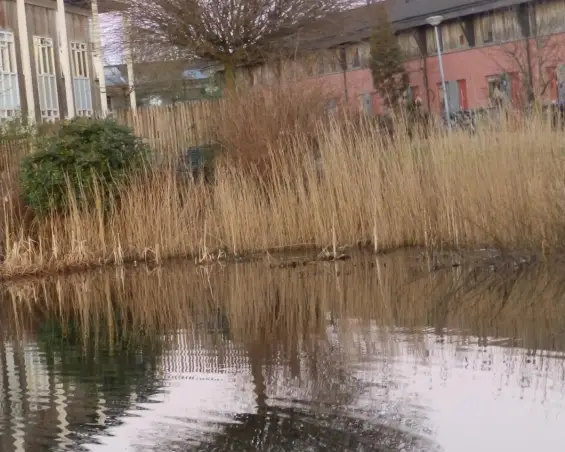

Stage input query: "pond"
[{"left": 1, "top": 251, "right": 564, "bottom": 451}]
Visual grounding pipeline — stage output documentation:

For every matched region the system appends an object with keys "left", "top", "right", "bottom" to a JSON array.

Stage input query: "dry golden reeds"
[{"left": 0, "top": 89, "right": 564, "bottom": 277}]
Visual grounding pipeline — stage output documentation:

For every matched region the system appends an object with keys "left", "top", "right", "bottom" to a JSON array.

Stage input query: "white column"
[
  {"left": 56, "top": 0, "right": 74, "bottom": 118},
  {"left": 123, "top": 13, "right": 136, "bottom": 111},
  {"left": 91, "top": 0, "right": 108, "bottom": 117},
  {"left": 16, "top": 0, "right": 36, "bottom": 123}
]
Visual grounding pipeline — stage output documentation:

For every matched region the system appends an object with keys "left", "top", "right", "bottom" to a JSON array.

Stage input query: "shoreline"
[{"left": 0, "top": 244, "right": 542, "bottom": 284}]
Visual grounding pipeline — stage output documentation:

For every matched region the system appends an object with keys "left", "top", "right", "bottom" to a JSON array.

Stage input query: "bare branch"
[
  {"left": 107, "top": 0, "right": 353, "bottom": 76},
  {"left": 489, "top": 9, "right": 565, "bottom": 104}
]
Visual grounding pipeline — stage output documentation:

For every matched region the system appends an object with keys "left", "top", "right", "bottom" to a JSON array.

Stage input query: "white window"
[
  {"left": 0, "top": 31, "right": 20, "bottom": 119},
  {"left": 70, "top": 42, "right": 93, "bottom": 116},
  {"left": 33, "top": 36, "right": 59, "bottom": 120}
]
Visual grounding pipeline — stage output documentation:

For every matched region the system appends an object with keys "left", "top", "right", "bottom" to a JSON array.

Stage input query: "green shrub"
[{"left": 20, "top": 117, "right": 150, "bottom": 215}]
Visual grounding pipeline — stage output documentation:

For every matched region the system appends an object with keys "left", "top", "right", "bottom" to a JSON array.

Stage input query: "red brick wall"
[{"left": 311, "top": 34, "right": 565, "bottom": 114}]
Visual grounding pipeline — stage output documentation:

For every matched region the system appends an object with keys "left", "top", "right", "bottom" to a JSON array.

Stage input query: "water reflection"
[{"left": 0, "top": 252, "right": 565, "bottom": 451}]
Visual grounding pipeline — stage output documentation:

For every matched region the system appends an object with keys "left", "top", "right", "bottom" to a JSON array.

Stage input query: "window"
[
  {"left": 536, "top": 0, "right": 565, "bottom": 35},
  {"left": 555, "top": 65, "right": 565, "bottom": 104},
  {"left": 317, "top": 56, "right": 326, "bottom": 75},
  {"left": 498, "top": 8, "right": 521, "bottom": 41},
  {"left": 327, "top": 98, "right": 337, "bottom": 114},
  {"left": 328, "top": 50, "right": 340, "bottom": 73},
  {"left": 397, "top": 31, "right": 421, "bottom": 59},
  {"left": 487, "top": 73, "right": 513, "bottom": 106},
  {"left": 359, "top": 92, "right": 373, "bottom": 114},
  {"left": 0, "top": 31, "right": 20, "bottom": 119},
  {"left": 405, "top": 86, "right": 421, "bottom": 105},
  {"left": 348, "top": 47, "right": 361, "bottom": 69},
  {"left": 71, "top": 42, "right": 93, "bottom": 116},
  {"left": 441, "top": 21, "right": 468, "bottom": 51},
  {"left": 338, "top": 47, "right": 347, "bottom": 70},
  {"left": 426, "top": 26, "right": 443, "bottom": 54},
  {"left": 34, "top": 36, "right": 59, "bottom": 120},
  {"left": 316, "top": 51, "right": 340, "bottom": 75},
  {"left": 481, "top": 14, "right": 494, "bottom": 43}
]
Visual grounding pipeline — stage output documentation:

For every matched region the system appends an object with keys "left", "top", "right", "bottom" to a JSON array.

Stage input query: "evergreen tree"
[{"left": 370, "top": 12, "right": 409, "bottom": 110}]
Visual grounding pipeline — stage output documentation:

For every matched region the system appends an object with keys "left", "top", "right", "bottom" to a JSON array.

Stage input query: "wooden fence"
[{"left": 114, "top": 100, "right": 221, "bottom": 155}]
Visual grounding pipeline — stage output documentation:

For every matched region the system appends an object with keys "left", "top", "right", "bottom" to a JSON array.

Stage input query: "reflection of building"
[
  {"left": 0, "top": 336, "right": 163, "bottom": 452},
  {"left": 1, "top": 341, "right": 62, "bottom": 452}
]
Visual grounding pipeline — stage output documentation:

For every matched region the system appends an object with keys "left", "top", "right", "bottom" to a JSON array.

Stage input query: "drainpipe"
[
  {"left": 422, "top": 55, "right": 431, "bottom": 112},
  {"left": 56, "top": 0, "right": 75, "bottom": 118},
  {"left": 520, "top": 3, "right": 535, "bottom": 103},
  {"left": 416, "top": 28, "right": 431, "bottom": 112},
  {"left": 340, "top": 47, "right": 349, "bottom": 104},
  {"left": 523, "top": 28, "right": 534, "bottom": 103},
  {"left": 16, "top": 0, "right": 35, "bottom": 123},
  {"left": 342, "top": 68, "right": 349, "bottom": 104}
]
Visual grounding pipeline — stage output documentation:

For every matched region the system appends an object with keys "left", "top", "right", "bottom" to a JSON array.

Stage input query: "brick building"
[{"left": 241, "top": 0, "right": 565, "bottom": 115}]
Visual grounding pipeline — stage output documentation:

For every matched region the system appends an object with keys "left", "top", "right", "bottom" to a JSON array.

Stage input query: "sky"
[{"left": 100, "top": 12, "right": 124, "bottom": 65}]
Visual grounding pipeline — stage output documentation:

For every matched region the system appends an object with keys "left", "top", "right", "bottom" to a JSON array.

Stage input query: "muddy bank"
[{"left": 0, "top": 243, "right": 545, "bottom": 286}]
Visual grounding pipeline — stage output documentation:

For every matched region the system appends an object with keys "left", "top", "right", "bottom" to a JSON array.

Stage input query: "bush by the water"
[{"left": 19, "top": 118, "right": 149, "bottom": 214}]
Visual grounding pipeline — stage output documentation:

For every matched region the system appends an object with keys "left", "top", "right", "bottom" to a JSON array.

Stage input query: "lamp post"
[{"left": 426, "top": 15, "right": 450, "bottom": 129}]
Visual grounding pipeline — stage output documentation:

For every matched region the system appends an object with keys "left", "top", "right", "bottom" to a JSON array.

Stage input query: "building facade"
[
  {"left": 243, "top": 0, "right": 565, "bottom": 116},
  {"left": 104, "top": 59, "right": 221, "bottom": 110},
  {"left": 0, "top": 0, "right": 103, "bottom": 123}
]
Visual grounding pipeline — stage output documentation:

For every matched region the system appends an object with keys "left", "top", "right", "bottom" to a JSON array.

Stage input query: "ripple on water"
[{"left": 2, "top": 257, "right": 565, "bottom": 451}]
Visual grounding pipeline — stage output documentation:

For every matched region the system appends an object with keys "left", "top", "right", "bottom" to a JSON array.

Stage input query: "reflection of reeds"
[
  {"left": 2, "top": 252, "right": 565, "bottom": 354},
  {"left": 3, "top": 254, "right": 565, "bottom": 451}
]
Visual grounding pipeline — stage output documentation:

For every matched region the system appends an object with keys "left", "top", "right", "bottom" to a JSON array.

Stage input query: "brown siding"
[
  {"left": 0, "top": 1, "right": 7, "bottom": 28},
  {"left": 25, "top": 3, "right": 62, "bottom": 119},
  {"left": 1, "top": 0, "right": 97, "bottom": 121}
]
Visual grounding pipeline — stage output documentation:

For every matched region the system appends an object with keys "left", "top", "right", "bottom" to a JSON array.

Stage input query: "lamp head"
[{"left": 426, "top": 15, "right": 444, "bottom": 27}]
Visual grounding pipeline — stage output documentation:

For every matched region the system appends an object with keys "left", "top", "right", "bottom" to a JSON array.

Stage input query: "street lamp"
[{"left": 426, "top": 15, "right": 451, "bottom": 129}]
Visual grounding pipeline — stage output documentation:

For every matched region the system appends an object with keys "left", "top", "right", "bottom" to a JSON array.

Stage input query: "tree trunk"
[
  {"left": 524, "top": 38, "right": 535, "bottom": 103},
  {"left": 339, "top": 47, "right": 349, "bottom": 104},
  {"left": 224, "top": 61, "right": 235, "bottom": 92}
]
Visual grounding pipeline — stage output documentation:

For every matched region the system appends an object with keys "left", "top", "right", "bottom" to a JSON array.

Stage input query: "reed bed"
[{"left": 1, "top": 94, "right": 565, "bottom": 278}]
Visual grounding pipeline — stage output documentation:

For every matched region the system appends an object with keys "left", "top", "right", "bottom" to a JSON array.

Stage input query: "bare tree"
[
  {"left": 107, "top": 0, "right": 353, "bottom": 90},
  {"left": 492, "top": 12, "right": 565, "bottom": 106}
]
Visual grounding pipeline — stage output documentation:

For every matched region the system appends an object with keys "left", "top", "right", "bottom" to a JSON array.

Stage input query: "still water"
[{"left": 1, "top": 252, "right": 565, "bottom": 451}]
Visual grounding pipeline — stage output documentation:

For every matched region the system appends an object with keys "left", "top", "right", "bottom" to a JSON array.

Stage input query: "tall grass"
[{"left": 1, "top": 88, "right": 565, "bottom": 277}]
